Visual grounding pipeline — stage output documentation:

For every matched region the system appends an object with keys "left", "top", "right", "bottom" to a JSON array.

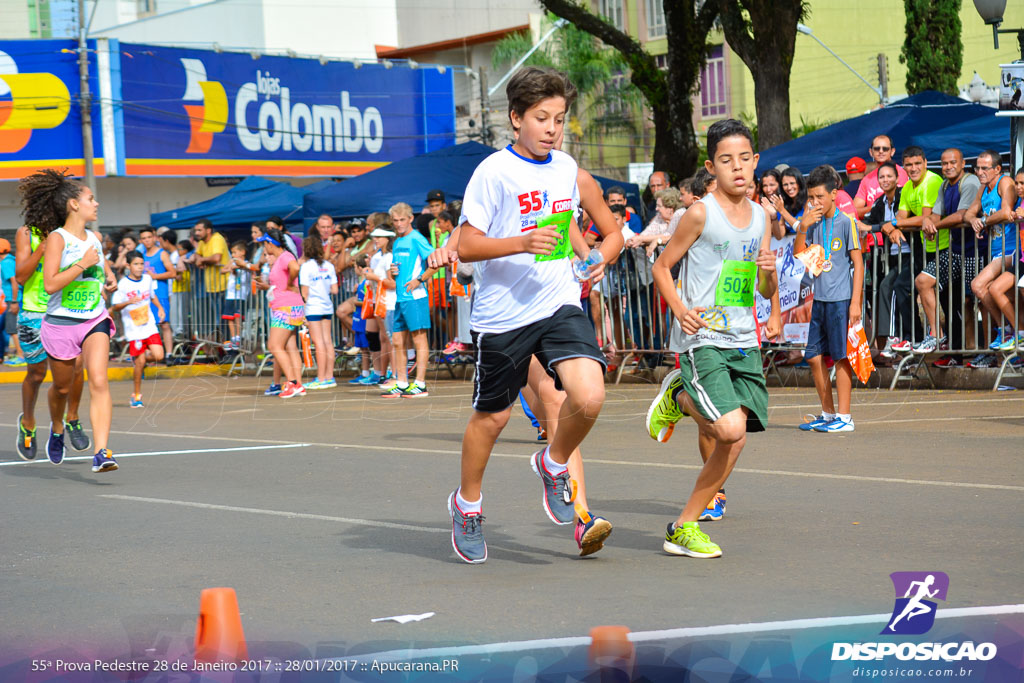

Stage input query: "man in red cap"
[{"left": 845, "top": 157, "right": 867, "bottom": 198}]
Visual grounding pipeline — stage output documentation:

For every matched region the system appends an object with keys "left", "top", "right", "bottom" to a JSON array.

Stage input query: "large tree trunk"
[
  {"left": 718, "top": 0, "right": 804, "bottom": 150},
  {"left": 753, "top": 58, "right": 793, "bottom": 150}
]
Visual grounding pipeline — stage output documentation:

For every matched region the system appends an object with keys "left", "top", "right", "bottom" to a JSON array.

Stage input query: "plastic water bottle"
[{"left": 572, "top": 249, "right": 604, "bottom": 282}]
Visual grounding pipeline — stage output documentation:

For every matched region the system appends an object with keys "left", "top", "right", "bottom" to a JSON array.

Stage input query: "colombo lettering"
[{"left": 235, "top": 70, "right": 383, "bottom": 154}]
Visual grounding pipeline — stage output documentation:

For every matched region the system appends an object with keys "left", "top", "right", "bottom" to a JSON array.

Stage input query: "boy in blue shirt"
[
  {"left": 794, "top": 165, "right": 864, "bottom": 433},
  {"left": 382, "top": 202, "right": 437, "bottom": 398}
]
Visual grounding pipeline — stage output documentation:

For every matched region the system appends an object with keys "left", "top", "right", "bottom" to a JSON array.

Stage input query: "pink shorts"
[{"left": 40, "top": 312, "right": 115, "bottom": 361}]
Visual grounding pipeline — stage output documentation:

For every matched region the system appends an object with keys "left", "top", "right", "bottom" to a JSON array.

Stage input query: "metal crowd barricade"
[
  {"left": 596, "top": 216, "right": 1023, "bottom": 392},
  {"left": 228, "top": 274, "right": 267, "bottom": 377}
]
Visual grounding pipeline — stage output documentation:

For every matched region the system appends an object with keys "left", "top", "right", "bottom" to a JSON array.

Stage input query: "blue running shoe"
[
  {"left": 799, "top": 414, "right": 831, "bottom": 431},
  {"left": 263, "top": 384, "right": 282, "bottom": 396},
  {"left": 91, "top": 448, "right": 119, "bottom": 473},
  {"left": 357, "top": 372, "right": 381, "bottom": 386},
  {"left": 813, "top": 417, "right": 855, "bottom": 433},
  {"left": 348, "top": 374, "right": 368, "bottom": 385},
  {"left": 130, "top": 394, "right": 144, "bottom": 408},
  {"left": 47, "top": 429, "right": 66, "bottom": 465},
  {"left": 530, "top": 448, "right": 576, "bottom": 525},
  {"left": 447, "top": 490, "right": 486, "bottom": 564},
  {"left": 698, "top": 491, "right": 726, "bottom": 521}
]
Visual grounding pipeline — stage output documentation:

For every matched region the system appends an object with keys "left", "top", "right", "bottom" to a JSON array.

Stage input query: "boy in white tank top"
[{"left": 645, "top": 119, "right": 781, "bottom": 559}]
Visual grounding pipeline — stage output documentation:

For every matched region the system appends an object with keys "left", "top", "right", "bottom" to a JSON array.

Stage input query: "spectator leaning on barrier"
[
  {"left": 192, "top": 218, "right": 231, "bottom": 327},
  {"left": 854, "top": 134, "right": 910, "bottom": 219},
  {"left": 864, "top": 162, "right": 906, "bottom": 357},
  {"left": 966, "top": 150, "right": 1020, "bottom": 351},
  {"left": 773, "top": 167, "right": 807, "bottom": 235},
  {"left": 646, "top": 170, "right": 670, "bottom": 220},
  {"left": 887, "top": 146, "right": 942, "bottom": 352},
  {"left": 986, "top": 167, "right": 1024, "bottom": 352},
  {"left": 913, "top": 148, "right": 981, "bottom": 356}
]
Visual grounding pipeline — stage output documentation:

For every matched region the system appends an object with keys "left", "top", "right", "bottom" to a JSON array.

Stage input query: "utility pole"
[
  {"left": 77, "top": 0, "right": 96, "bottom": 194},
  {"left": 479, "top": 66, "right": 492, "bottom": 147},
  {"left": 876, "top": 53, "right": 889, "bottom": 105}
]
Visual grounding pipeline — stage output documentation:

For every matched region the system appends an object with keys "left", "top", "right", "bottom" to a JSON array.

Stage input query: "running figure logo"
[{"left": 882, "top": 571, "right": 949, "bottom": 635}]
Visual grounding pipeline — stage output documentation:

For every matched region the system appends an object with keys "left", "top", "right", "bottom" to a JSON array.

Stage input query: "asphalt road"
[{"left": 2, "top": 372, "right": 1022, "bottom": 668}]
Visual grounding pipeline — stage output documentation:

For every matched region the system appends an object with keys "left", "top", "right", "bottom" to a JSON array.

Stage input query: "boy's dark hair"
[
  {"left": 139, "top": 225, "right": 155, "bottom": 236},
  {"left": 506, "top": 66, "right": 577, "bottom": 133},
  {"left": 162, "top": 230, "right": 178, "bottom": 246},
  {"left": 678, "top": 176, "right": 694, "bottom": 192},
  {"left": 706, "top": 118, "right": 754, "bottom": 160},
  {"left": 692, "top": 168, "right": 715, "bottom": 197},
  {"left": 230, "top": 239, "right": 247, "bottom": 254},
  {"left": 437, "top": 209, "right": 458, "bottom": 225},
  {"left": 355, "top": 253, "right": 370, "bottom": 268},
  {"left": 179, "top": 239, "right": 194, "bottom": 252},
  {"left": 902, "top": 145, "right": 926, "bottom": 162},
  {"left": 195, "top": 218, "right": 213, "bottom": 231},
  {"left": 807, "top": 165, "right": 840, "bottom": 193},
  {"left": 128, "top": 252, "right": 145, "bottom": 264},
  {"left": 18, "top": 168, "right": 87, "bottom": 237},
  {"left": 609, "top": 204, "right": 627, "bottom": 217},
  {"left": 605, "top": 185, "right": 626, "bottom": 199}
]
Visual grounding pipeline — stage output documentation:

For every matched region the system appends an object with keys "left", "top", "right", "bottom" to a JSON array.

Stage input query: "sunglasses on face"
[{"left": 872, "top": 146, "right": 891, "bottom": 152}]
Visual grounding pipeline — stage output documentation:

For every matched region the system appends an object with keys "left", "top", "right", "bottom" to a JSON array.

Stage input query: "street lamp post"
[
  {"left": 796, "top": 23, "right": 886, "bottom": 105},
  {"left": 972, "top": 0, "right": 1024, "bottom": 57}
]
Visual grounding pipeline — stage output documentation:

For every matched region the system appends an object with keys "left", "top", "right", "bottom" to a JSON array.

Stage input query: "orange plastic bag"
[
  {"left": 373, "top": 282, "right": 387, "bottom": 318},
  {"left": 360, "top": 282, "right": 375, "bottom": 320},
  {"left": 449, "top": 261, "right": 471, "bottom": 298},
  {"left": 846, "top": 321, "right": 875, "bottom": 384}
]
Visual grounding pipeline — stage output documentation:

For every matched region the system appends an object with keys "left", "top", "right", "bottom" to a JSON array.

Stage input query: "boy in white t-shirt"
[
  {"left": 429, "top": 67, "right": 624, "bottom": 563},
  {"left": 111, "top": 252, "right": 165, "bottom": 408}
]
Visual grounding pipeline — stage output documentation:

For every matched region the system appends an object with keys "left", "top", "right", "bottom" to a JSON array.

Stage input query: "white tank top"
[{"left": 46, "top": 227, "right": 108, "bottom": 320}]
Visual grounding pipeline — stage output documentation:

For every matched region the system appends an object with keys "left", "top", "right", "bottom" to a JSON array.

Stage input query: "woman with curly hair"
[{"left": 19, "top": 169, "right": 119, "bottom": 472}]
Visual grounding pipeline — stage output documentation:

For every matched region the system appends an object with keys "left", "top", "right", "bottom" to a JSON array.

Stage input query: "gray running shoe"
[
  {"left": 447, "top": 490, "right": 486, "bottom": 564},
  {"left": 16, "top": 413, "right": 37, "bottom": 461},
  {"left": 530, "top": 448, "right": 576, "bottom": 525},
  {"left": 65, "top": 419, "right": 91, "bottom": 452}
]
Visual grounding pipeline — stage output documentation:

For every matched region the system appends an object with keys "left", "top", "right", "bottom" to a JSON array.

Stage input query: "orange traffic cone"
[
  {"left": 589, "top": 625, "right": 634, "bottom": 679},
  {"left": 194, "top": 588, "right": 248, "bottom": 663}
]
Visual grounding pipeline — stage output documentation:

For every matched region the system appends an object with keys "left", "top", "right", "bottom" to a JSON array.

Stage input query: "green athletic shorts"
[{"left": 678, "top": 346, "right": 768, "bottom": 432}]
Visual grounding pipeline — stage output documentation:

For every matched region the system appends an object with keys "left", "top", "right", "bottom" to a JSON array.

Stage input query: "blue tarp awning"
[
  {"left": 756, "top": 91, "right": 1011, "bottom": 173},
  {"left": 302, "top": 140, "right": 643, "bottom": 225},
  {"left": 150, "top": 177, "right": 335, "bottom": 231}
]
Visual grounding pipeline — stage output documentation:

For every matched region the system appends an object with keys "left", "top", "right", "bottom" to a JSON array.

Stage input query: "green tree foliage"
[
  {"left": 492, "top": 13, "right": 644, "bottom": 138},
  {"left": 899, "top": 0, "right": 963, "bottom": 94}
]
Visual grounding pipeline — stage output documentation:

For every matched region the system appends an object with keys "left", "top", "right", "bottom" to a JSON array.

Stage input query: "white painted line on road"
[
  {"left": 99, "top": 494, "right": 448, "bottom": 534},
  {"left": 342, "top": 604, "right": 1024, "bottom": 663},
  {"left": 5, "top": 427, "right": 1015, "bottom": 492},
  {"left": 0, "top": 444, "right": 309, "bottom": 467}
]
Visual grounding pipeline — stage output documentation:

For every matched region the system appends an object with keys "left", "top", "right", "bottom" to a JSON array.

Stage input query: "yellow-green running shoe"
[
  {"left": 645, "top": 368, "right": 684, "bottom": 442},
  {"left": 663, "top": 521, "right": 722, "bottom": 558}
]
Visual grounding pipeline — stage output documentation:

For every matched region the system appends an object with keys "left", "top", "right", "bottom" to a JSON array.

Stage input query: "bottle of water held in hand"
[{"left": 572, "top": 249, "right": 603, "bottom": 282}]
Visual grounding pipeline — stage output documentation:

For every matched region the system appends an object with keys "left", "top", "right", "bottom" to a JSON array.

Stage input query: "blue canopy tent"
[
  {"left": 150, "top": 177, "right": 335, "bottom": 232},
  {"left": 303, "top": 140, "right": 643, "bottom": 226},
  {"left": 756, "top": 91, "right": 1011, "bottom": 174}
]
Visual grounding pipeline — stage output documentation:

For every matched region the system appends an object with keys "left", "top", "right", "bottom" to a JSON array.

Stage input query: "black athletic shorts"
[{"left": 471, "top": 305, "right": 605, "bottom": 413}]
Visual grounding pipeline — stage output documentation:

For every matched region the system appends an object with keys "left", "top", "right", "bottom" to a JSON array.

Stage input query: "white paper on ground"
[{"left": 371, "top": 612, "right": 435, "bottom": 624}]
